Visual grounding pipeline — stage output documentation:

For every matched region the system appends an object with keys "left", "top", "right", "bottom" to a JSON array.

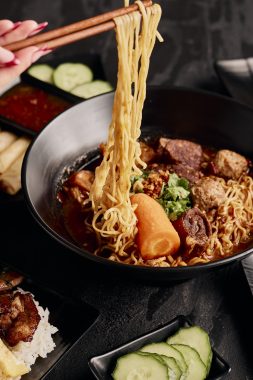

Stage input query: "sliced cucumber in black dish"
[
  {"left": 159, "top": 355, "right": 182, "bottom": 380},
  {"left": 140, "top": 342, "right": 187, "bottom": 374},
  {"left": 112, "top": 352, "right": 169, "bottom": 380},
  {"left": 53, "top": 62, "right": 93, "bottom": 91},
  {"left": 28, "top": 64, "right": 54, "bottom": 83},
  {"left": 167, "top": 326, "right": 213, "bottom": 374},
  {"left": 138, "top": 352, "right": 182, "bottom": 380},
  {"left": 111, "top": 323, "right": 214, "bottom": 380},
  {"left": 171, "top": 344, "right": 206, "bottom": 380},
  {"left": 26, "top": 61, "right": 113, "bottom": 100},
  {"left": 71, "top": 80, "right": 113, "bottom": 99}
]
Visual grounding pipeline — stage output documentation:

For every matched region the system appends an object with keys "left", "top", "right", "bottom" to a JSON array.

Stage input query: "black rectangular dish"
[
  {"left": 21, "top": 53, "right": 108, "bottom": 103},
  {"left": 89, "top": 315, "right": 230, "bottom": 380},
  {"left": 0, "top": 82, "right": 74, "bottom": 136},
  {"left": 0, "top": 262, "right": 99, "bottom": 380}
]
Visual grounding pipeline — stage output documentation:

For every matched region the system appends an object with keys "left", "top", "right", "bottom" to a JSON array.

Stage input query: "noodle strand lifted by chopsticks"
[{"left": 89, "top": 3, "right": 162, "bottom": 259}]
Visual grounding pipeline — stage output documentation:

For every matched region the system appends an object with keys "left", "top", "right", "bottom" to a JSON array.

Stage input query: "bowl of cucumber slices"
[{"left": 89, "top": 315, "right": 230, "bottom": 380}]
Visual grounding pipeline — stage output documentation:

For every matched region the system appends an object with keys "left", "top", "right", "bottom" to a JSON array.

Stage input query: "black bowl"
[{"left": 22, "top": 86, "right": 253, "bottom": 282}]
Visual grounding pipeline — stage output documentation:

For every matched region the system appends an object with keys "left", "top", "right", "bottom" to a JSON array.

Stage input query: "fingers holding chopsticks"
[
  {"left": 0, "top": 20, "right": 48, "bottom": 46},
  {"left": 0, "top": 19, "right": 51, "bottom": 91}
]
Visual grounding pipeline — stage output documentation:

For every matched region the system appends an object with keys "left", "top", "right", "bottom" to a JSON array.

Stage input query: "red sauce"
[{"left": 0, "top": 83, "right": 72, "bottom": 132}]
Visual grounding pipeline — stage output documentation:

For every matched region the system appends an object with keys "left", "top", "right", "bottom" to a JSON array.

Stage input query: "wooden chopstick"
[{"left": 4, "top": 0, "right": 152, "bottom": 52}]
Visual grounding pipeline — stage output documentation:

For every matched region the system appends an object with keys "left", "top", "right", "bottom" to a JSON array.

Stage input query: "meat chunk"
[
  {"left": 140, "top": 142, "right": 156, "bottom": 163},
  {"left": 0, "top": 293, "right": 24, "bottom": 336},
  {"left": 0, "top": 292, "right": 40, "bottom": 347},
  {"left": 192, "top": 176, "right": 226, "bottom": 211},
  {"left": 0, "top": 271, "right": 24, "bottom": 293},
  {"left": 61, "top": 170, "right": 95, "bottom": 205},
  {"left": 158, "top": 138, "right": 203, "bottom": 169},
  {"left": 6, "top": 293, "right": 40, "bottom": 347},
  {"left": 213, "top": 149, "right": 248, "bottom": 179},
  {"left": 168, "top": 163, "right": 203, "bottom": 184},
  {"left": 68, "top": 170, "right": 94, "bottom": 192},
  {"left": 173, "top": 207, "right": 211, "bottom": 257},
  {"left": 0, "top": 294, "right": 12, "bottom": 314}
]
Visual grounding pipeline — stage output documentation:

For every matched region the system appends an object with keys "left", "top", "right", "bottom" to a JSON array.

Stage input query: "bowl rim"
[{"left": 22, "top": 85, "right": 253, "bottom": 273}]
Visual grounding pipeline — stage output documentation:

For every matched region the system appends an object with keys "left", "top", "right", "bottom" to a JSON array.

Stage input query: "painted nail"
[
  {"left": 39, "top": 47, "right": 52, "bottom": 52},
  {"left": 31, "top": 47, "right": 52, "bottom": 63},
  {"left": 1, "top": 21, "right": 22, "bottom": 36},
  {"left": 28, "top": 22, "right": 48, "bottom": 37},
  {"left": 12, "top": 21, "right": 22, "bottom": 29},
  {"left": 1, "top": 58, "right": 20, "bottom": 67}
]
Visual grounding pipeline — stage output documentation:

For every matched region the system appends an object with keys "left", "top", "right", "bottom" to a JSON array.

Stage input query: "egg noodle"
[
  {"left": 89, "top": 2, "right": 162, "bottom": 261},
  {"left": 166, "top": 175, "right": 253, "bottom": 267},
  {"left": 203, "top": 175, "right": 253, "bottom": 260}
]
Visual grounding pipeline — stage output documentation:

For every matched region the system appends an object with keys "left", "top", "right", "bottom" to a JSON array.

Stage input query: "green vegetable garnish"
[
  {"left": 131, "top": 170, "right": 150, "bottom": 187},
  {"left": 158, "top": 173, "right": 191, "bottom": 221}
]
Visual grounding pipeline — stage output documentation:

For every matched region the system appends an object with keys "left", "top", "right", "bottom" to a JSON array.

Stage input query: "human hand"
[{"left": 0, "top": 20, "right": 51, "bottom": 90}]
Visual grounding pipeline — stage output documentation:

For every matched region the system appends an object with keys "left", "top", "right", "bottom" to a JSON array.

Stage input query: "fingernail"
[
  {"left": 12, "top": 21, "right": 22, "bottom": 29},
  {"left": 1, "top": 21, "right": 22, "bottom": 36},
  {"left": 1, "top": 58, "right": 20, "bottom": 67},
  {"left": 39, "top": 47, "right": 52, "bottom": 52},
  {"left": 31, "top": 47, "right": 52, "bottom": 63},
  {"left": 28, "top": 22, "right": 48, "bottom": 37}
]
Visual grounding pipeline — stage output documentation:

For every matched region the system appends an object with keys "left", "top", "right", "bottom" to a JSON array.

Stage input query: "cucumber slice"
[
  {"left": 160, "top": 355, "right": 182, "bottom": 380},
  {"left": 53, "top": 63, "right": 93, "bottom": 91},
  {"left": 171, "top": 344, "right": 206, "bottom": 380},
  {"left": 28, "top": 64, "right": 54, "bottom": 83},
  {"left": 167, "top": 326, "right": 212, "bottom": 374},
  {"left": 140, "top": 342, "right": 187, "bottom": 374},
  {"left": 112, "top": 352, "right": 169, "bottom": 380},
  {"left": 71, "top": 80, "right": 113, "bottom": 99},
  {"left": 139, "top": 352, "right": 180, "bottom": 380}
]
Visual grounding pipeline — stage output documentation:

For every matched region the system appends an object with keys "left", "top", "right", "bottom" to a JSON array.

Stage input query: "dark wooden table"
[{"left": 1, "top": 0, "right": 253, "bottom": 379}]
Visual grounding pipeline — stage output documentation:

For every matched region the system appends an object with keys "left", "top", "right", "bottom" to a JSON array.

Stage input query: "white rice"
[{"left": 0, "top": 290, "right": 58, "bottom": 380}]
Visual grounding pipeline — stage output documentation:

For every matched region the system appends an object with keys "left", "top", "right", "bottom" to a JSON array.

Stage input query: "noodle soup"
[{"left": 58, "top": 137, "right": 253, "bottom": 267}]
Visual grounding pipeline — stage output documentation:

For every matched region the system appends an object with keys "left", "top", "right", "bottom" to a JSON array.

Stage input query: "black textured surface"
[{"left": 1, "top": 0, "right": 253, "bottom": 379}]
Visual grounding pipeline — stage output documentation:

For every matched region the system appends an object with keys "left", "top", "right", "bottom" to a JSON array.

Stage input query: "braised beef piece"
[
  {"left": 0, "top": 293, "right": 23, "bottom": 337},
  {"left": 158, "top": 138, "right": 203, "bottom": 169},
  {"left": 213, "top": 149, "right": 248, "bottom": 179},
  {"left": 60, "top": 170, "right": 94, "bottom": 205},
  {"left": 173, "top": 207, "right": 211, "bottom": 257},
  {"left": 0, "top": 294, "right": 13, "bottom": 314},
  {"left": 68, "top": 170, "right": 94, "bottom": 192},
  {"left": 140, "top": 142, "right": 157, "bottom": 164},
  {"left": 0, "top": 271, "right": 24, "bottom": 293},
  {"left": 0, "top": 292, "right": 40, "bottom": 347},
  {"left": 192, "top": 176, "right": 226, "bottom": 211},
  {"left": 168, "top": 163, "right": 202, "bottom": 184}
]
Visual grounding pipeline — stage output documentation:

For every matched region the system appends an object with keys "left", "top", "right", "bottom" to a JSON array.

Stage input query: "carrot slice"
[{"left": 131, "top": 193, "right": 180, "bottom": 260}]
